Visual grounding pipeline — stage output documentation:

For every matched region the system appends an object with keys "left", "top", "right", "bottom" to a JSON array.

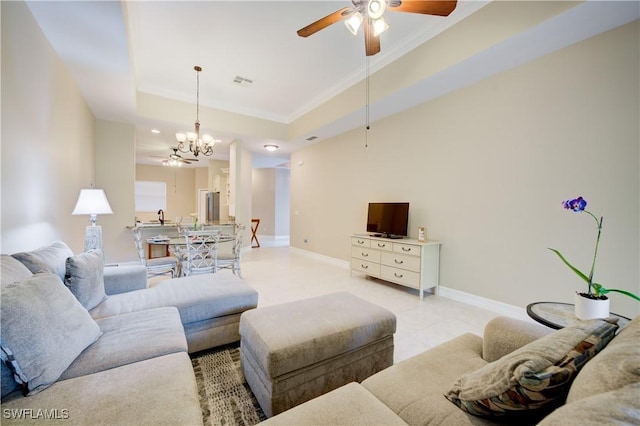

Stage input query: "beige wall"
[
  {"left": 252, "top": 169, "right": 277, "bottom": 236},
  {"left": 135, "top": 164, "right": 197, "bottom": 223},
  {"left": 96, "top": 120, "right": 136, "bottom": 263},
  {"left": 1, "top": 1, "right": 95, "bottom": 255},
  {"left": 252, "top": 168, "right": 290, "bottom": 237},
  {"left": 290, "top": 21, "right": 640, "bottom": 318}
]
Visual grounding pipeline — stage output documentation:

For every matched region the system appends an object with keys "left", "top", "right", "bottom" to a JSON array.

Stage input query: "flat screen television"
[{"left": 366, "top": 202, "right": 409, "bottom": 239}]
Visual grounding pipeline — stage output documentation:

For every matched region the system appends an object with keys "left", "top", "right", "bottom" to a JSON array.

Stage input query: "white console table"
[{"left": 350, "top": 234, "right": 442, "bottom": 299}]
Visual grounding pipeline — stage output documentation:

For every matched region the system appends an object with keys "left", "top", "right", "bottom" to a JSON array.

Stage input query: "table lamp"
[{"left": 72, "top": 188, "right": 113, "bottom": 251}]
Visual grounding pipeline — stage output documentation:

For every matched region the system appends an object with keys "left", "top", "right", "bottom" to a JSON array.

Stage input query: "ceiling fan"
[
  {"left": 297, "top": 0, "right": 457, "bottom": 56},
  {"left": 151, "top": 148, "right": 199, "bottom": 167}
]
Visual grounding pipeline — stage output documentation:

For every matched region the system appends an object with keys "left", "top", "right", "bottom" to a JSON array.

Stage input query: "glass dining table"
[{"left": 147, "top": 234, "right": 234, "bottom": 276}]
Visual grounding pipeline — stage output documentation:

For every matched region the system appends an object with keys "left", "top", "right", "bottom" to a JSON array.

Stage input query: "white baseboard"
[
  {"left": 288, "top": 247, "right": 532, "bottom": 323},
  {"left": 438, "top": 286, "right": 531, "bottom": 322},
  {"left": 289, "top": 246, "right": 350, "bottom": 269}
]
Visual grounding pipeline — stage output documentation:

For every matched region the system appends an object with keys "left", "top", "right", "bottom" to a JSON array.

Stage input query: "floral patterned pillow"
[{"left": 444, "top": 318, "right": 618, "bottom": 417}]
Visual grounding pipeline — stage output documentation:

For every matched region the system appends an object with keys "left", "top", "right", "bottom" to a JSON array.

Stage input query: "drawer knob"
[
  {"left": 361, "top": 264, "right": 369, "bottom": 269},
  {"left": 394, "top": 259, "right": 404, "bottom": 264},
  {"left": 394, "top": 273, "right": 403, "bottom": 278},
  {"left": 362, "top": 252, "right": 369, "bottom": 257},
  {"left": 402, "top": 247, "right": 411, "bottom": 252},
  {"left": 378, "top": 243, "right": 386, "bottom": 248},
  {"left": 358, "top": 240, "right": 364, "bottom": 244}
]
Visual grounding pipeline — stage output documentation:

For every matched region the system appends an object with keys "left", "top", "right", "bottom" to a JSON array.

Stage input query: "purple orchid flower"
[
  {"left": 563, "top": 197, "right": 587, "bottom": 212},
  {"left": 550, "top": 197, "right": 640, "bottom": 301}
]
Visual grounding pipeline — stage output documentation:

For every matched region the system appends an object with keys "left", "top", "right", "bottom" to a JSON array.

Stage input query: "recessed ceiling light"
[
  {"left": 264, "top": 144, "right": 279, "bottom": 152},
  {"left": 151, "top": 129, "right": 160, "bottom": 134}
]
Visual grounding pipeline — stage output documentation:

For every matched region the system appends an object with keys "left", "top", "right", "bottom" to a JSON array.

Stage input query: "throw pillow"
[
  {"left": 444, "top": 318, "right": 619, "bottom": 417},
  {"left": 11, "top": 240, "right": 74, "bottom": 281},
  {"left": 65, "top": 249, "right": 107, "bottom": 310},
  {"left": 0, "top": 254, "right": 34, "bottom": 287},
  {"left": 0, "top": 273, "right": 103, "bottom": 395}
]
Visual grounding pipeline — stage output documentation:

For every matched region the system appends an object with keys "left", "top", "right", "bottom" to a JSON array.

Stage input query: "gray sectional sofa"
[
  {"left": 263, "top": 315, "right": 640, "bottom": 425},
  {"left": 1, "top": 241, "right": 258, "bottom": 425}
]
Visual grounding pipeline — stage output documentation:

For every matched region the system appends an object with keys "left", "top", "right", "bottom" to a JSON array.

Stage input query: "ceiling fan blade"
[
  {"left": 297, "top": 7, "right": 355, "bottom": 37},
  {"left": 364, "top": 19, "right": 380, "bottom": 56},
  {"left": 388, "top": 0, "right": 457, "bottom": 16}
]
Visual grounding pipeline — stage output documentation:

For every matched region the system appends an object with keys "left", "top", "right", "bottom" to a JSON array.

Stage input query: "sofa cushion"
[
  {"left": 444, "top": 318, "right": 618, "bottom": 418},
  {"left": 0, "top": 352, "right": 203, "bottom": 426},
  {"left": 60, "top": 307, "right": 188, "bottom": 380},
  {"left": 537, "top": 382, "right": 640, "bottom": 426},
  {"left": 103, "top": 264, "right": 148, "bottom": 294},
  {"left": 0, "top": 254, "right": 33, "bottom": 287},
  {"left": 90, "top": 271, "right": 258, "bottom": 325},
  {"left": 0, "top": 273, "right": 102, "bottom": 395},
  {"left": 1, "top": 358, "right": 18, "bottom": 398},
  {"left": 566, "top": 315, "right": 640, "bottom": 403},
  {"left": 261, "top": 382, "right": 408, "bottom": 425},
  {"left": 64, "top": 249, "right": 107, "bottom": 310},
  {"left": 11, "top": 240, "right": 74, "bottom": 282},
  {"left": 363, "top": 332, "right": 492, "bottom": 425}
]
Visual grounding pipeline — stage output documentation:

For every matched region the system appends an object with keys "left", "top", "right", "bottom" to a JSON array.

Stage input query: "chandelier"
[{"left": 175, "top": 66, "right": 216, "bottom": 157}]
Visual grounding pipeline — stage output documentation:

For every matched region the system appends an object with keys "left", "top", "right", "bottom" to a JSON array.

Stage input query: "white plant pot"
[{"left": 574, "top": 292, "right": 610, "bottom": 320}]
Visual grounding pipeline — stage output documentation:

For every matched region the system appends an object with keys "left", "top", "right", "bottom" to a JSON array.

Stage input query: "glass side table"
[{"left": 526, "top": 302, "right": 630, "bottom": 330}]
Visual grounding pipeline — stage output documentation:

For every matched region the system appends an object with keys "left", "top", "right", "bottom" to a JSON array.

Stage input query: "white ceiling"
[{"left": 24, "top": 1, "right": 639, "bottom": 168}]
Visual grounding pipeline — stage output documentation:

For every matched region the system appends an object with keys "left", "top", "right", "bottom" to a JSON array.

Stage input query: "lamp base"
[{"left": 85, "top": 225, "right": 103, "bottom": 252}]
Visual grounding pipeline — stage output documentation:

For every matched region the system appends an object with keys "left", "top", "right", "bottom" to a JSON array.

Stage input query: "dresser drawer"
[
  {"left": 381, "top": 266, "right": 420, "bottom": 289},
  {"left": 381, "top": 252, "right": 421, "bottom": 272},
  {"left": 351, "top": 246, "right": 381, "bottom": 263},
  {"left": 371, "top": 240, "right": 393, "bottom": 252},
  {"left": 393, "top": 242, "right": 421, "bottom": 256},
  {"left": 351, "top": 259, "right": 380, "bottom": 276},
  {"left": 351, "top": 237, "right": 370, "bottom": 248}
]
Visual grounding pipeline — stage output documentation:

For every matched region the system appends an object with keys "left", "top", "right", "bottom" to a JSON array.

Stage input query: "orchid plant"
[{"left": 549, "top": 196, "right": 640, "bottom": 301}]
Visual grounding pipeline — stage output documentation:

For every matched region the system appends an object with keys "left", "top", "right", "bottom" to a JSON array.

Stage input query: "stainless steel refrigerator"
[{"left": 206, "top": 192, "right": 220, "bottom": 223}]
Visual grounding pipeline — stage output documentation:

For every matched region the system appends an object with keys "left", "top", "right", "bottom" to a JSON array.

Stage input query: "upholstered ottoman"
[{"left": 239, "top": 291, "right": 396, "bottom": 417}]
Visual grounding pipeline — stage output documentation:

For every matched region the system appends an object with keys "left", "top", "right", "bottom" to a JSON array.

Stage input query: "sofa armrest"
[
  {"left": 482, "top": 316, "right": 552, "bottom": 362},
  {"left": 103, "top": 264, "right": 147, "bottom": 295}
]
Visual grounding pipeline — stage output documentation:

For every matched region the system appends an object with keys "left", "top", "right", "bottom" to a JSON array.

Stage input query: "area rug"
[{"left": 191, "top": 345, "right": 267, "bottom": 426}]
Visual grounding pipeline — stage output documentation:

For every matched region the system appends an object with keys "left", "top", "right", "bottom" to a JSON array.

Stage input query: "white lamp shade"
[
  {"left": 367, "top": 0, "right": 386, "bottom": 19},
  {"left": 345, "top": 12, "right": 363, "bottom": 35},
  {"left": 372, "top": 16, "right": 389, "bottom": 36},
  {"left": 72, "top": 189, "right": 113, "bottom": 215}
]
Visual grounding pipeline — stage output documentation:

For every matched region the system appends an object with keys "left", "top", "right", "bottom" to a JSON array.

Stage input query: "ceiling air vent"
[
  {"left": 233, "top": 76, "right": 253, "bottom": 87},
  {"left": 306, "top": 136, "right": 318, "bottom": 141}
]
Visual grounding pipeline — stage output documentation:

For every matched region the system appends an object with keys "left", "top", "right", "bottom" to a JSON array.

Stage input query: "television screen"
[{"left": 366, "top": 202, "right": 409, "bottom": 238}]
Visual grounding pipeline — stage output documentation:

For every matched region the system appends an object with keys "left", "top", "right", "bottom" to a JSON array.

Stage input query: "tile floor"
[{"left": 239, "top": 237, "right": 515, "bottom": 363}]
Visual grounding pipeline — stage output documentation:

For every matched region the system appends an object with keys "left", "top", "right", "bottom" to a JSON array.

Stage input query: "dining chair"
[
  {"left": 217, "top": 224, "right": 246, "bottom": 278},
  {"left": 132, "top": 227, "right": 177, "bottom": 278},
  {"left": 182, "top": 229, "right": 220, "bottom": 276}
]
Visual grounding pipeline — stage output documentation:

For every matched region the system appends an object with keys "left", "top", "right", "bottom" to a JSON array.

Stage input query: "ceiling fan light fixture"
[
  {"left": 367, "top": 0, "right": 386, "bottom": 19},
  {"left": 372, "top": 16, "right": 389, "bottom": 36},
  {"left": 345, "top": 12, "right": 363, "bottom": 35},
  {"left": 264, "top": 144, "right": 279, "bottom": 152},
  {"left": 163, "top": 158, "right": 183, "bottom": 167}
]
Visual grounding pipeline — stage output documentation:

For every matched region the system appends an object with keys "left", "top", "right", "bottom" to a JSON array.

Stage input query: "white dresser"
[{"left": 350, "top": 234, "right": 442, "bottom": 299}]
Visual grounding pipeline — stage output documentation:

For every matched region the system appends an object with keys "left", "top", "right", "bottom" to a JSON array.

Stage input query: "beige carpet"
[{"left": 191, "top": 345, "right": 266, "bottom": 426}]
